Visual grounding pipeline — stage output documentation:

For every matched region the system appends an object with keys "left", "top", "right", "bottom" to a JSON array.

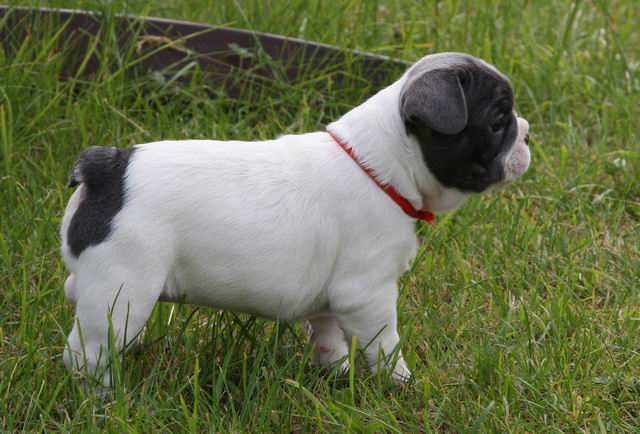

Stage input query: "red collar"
[{"left": 328, "top": 131, "right": 436, "bottom": 224}]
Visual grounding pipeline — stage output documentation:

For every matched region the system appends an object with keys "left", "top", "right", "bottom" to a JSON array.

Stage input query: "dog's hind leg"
[{"left": 63, "top": 258, "right": 164, "bottom": 387}]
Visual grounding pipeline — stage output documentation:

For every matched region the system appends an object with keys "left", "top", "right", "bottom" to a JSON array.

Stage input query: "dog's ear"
[{"left": 400, "top": 69, "right": 468, "bottom": 135}]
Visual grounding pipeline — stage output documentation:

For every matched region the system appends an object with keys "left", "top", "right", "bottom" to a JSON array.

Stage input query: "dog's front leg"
[
  {"left": 335, "top": 291, "right": 411, "bottom": 383},
  {"left": 307, "top": 314, "right": 350, "bottom": 373}
]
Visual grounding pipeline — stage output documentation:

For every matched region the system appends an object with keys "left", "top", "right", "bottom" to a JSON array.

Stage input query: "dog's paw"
[{"left": 390, "top": 358, "right": 412, "bottom": 384}]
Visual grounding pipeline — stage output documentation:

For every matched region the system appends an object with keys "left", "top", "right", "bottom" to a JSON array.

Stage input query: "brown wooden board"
[{"left": 0, "top": 6, "right": 407, "bottom": 97}]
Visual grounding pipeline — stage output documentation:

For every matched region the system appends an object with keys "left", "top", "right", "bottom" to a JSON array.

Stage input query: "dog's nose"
[{"left": 524, "top": 133, "right": 529, "bottom": 146}]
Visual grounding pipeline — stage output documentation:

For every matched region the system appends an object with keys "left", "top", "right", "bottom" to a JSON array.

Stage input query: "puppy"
[{"left": 60, "top": 52, "right": 530, "bottom": 386}]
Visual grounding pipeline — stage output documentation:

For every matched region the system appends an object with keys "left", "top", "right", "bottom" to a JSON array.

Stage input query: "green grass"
[{"left": 1, "top": 0, "right": 639, "bottom": 431}]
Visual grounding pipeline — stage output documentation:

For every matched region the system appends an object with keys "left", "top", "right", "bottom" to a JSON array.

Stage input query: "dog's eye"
[{"left": 491, "top": 116, "right": 506, "bottom": 133}]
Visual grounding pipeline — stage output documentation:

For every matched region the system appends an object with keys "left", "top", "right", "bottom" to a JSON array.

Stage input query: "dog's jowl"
[{"left": 60, "top": 52, "right": 530, "bottom": 387}]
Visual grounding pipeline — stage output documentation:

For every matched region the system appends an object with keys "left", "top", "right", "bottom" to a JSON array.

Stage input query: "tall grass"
[{"left": 1, "top": 0, "right": 638, "bottom": 431}]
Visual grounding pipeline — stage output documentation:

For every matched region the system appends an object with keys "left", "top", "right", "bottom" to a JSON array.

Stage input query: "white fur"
[
  {"left": 60, "top": 54, "right": 530, "bottom": 387},
  {"left": 504, "top": 118, "right": 531, "bottom": 181}
]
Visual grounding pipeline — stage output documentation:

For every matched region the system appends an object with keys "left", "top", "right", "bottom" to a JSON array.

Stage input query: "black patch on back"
[
  {"left": 67, "top": 147, "right": 136, "bottom": 257},
  {"left": 400, "top": 57, "right": 517, "bottom": 193}
]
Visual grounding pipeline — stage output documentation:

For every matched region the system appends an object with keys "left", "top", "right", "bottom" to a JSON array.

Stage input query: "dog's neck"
[{"left": 327, "top": 79, "right": 469, "bottom": 213}]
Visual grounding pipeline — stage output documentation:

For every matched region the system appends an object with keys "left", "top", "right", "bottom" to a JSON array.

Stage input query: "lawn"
[{"left": 1, "top": 0, "right": 638, "bottom": 432}]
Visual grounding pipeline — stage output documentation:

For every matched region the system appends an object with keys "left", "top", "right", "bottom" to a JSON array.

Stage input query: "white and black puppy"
[{"left": 60, "top": 52, "right": 530, "bottom": 386}]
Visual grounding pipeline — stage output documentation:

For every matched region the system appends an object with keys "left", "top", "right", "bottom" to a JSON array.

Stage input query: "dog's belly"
[
  {"left": 160, "top": 241, "right": 334, "bottom": 320},
  {"left": 163, "top": 212, "right": 336, "bottom": 320},
  {"left": 160, "top": 276, "right": 327, "bottom": 320}
]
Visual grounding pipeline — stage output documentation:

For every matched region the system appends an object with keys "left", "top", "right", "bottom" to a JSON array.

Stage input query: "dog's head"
[{"left": 399, "top": 53, "right": 530, "bottom": 194}]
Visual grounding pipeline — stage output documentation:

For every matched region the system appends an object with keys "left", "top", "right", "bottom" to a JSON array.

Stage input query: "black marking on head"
[
  {"left": 67, "top": 146, "right": 136, "bottom": 257},
  {"left": 400, "top": 54, "right": 517, "bottom": 193}
]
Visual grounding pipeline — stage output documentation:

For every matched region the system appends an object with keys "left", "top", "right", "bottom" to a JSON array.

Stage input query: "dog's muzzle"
[{"left": 504, "top": 117, "right": 531, "bottom": 182}]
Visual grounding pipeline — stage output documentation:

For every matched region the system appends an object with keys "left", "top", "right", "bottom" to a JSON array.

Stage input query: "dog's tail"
[{"left": 68, "top": 146, "right": 134, "bottom": 188}]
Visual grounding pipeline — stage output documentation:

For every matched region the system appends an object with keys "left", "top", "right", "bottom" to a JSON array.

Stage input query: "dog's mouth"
[{"left": 503, "top": 117, "right": 531, "bottom": 182}]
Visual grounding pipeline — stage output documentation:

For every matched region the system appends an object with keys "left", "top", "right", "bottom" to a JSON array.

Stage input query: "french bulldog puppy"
[{"left": 60, "top": 52, "right": 530, "bottom": 387}]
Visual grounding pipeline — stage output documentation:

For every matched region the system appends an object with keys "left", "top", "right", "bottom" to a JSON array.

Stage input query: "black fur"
[
  {"left": 400, "top": 57, "right": 517, "bottom": 193},
  {"left": 67, "top": 146, "right": 136, "bottom": 257}
]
